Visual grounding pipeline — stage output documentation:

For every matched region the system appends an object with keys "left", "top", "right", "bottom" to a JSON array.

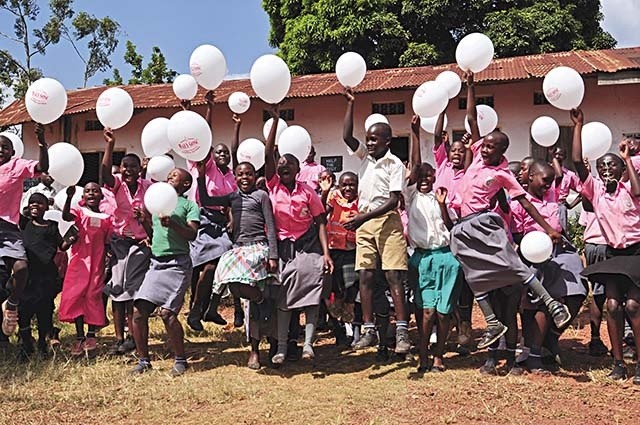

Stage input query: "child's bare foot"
[{"left": 247, "top": 352, "right": 261, "bottom": 370}]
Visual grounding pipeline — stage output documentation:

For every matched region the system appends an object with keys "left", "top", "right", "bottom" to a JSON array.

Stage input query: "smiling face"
[
  {"left": 365, "top": 123, "right": 392, "bottom": 159},
  {"left": 552, "top": 147, "right": 567, "bottom": 163},
  {"left": 83, "top": 183, "right": 104, "bottom": 209},
  {"left": 213, "top": 144, "right": 231, "bottom": 168},
  {"left": 481, "top": 132, "right": 509, "bottom": 166},
  {"left": 0, "top": 136, "right": 15, "bottom": 165},
  {"left": 167, "top": 168, "right": 193, "bottom": 195},
  {"left": 416, "top": 164, "right": 436, "bottom": 194},
  {"left": 277, "top": 154, "right": 300, "bottom": 186},
  {"left": 27, "top": 193, "right": 49, "bottom": 219},
  {"left": 528, "top": 162, "right": 555, "bottom": 198},
  {"left": 338, "top": 172, "right": 358, "bottom": 202},
  {"left": 120, "top": 155, "right": 142, "bottom": 185},
  {"left": 519, "top": 157, "right": 534, "bottom": 185},
  {"left": 235, "top": 162, "right": 256, "bottom": 193},
  {"left": 448, "top": 141, "right": 466, "bottom": 170},
  {"left": 596, "top": 154, "right": 624, "bottom": 192}
]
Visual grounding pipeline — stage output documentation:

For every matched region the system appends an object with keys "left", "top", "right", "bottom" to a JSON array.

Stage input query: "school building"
[{"left": 1, "top": 46, "right": 640, "bottom": 186}]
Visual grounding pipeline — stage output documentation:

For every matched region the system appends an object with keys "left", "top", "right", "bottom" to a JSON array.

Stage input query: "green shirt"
[{"left": 151, "top": 196, "right": 200, "bottom": 257}]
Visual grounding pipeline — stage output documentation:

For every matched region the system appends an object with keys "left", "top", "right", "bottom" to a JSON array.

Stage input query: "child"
[
  {"left": 518, "top": 157, "right": 535, "bottom": 189},
  {"left": 342, "top": 88, "right": 411, "bottom": 354},
  {"left": 131, "top": 168, "right": 200, "bottom": 376},
  {"left": 0, "top": 124, "right": 48, "bottom": 336},
  {"left": 508, "top": 161, "right": 522, "bottom": 178},
  {"left": 17, "top": 193, "right": 73, "bottom": 359},
  {"left": 407, "top": 116, "right": 460, "bottom": 373},
  {"left": 550, "top": 147, "right": 582, "bottom": 231},
  {"left": 20, "top": 172, "right": 57, "bottom": 211},
  {"left": 186, "top": 91, "right": 236, "bottom": 331},
  {"left": 265, "top": 107, "right": 333, "bottom": 363},
  {"left": 101, "top": 128, "right": 152, "bottom": 356},
  {"left": 298, "top": 146, "right": 327, "bottom": 191},
  {"left": 197, "top": 160, "right": 279, "bottom": 369},
  {"left": 511, "top": 160, "right": 586, "bottom": 372},
  {"left": 449, "top": 72, "right": 569, "bottom": 351},
  {"left": 321, "top": 171, "right": 359, "bottom": 346},
  {"left": 571, "top": 108, "right": 640, "bottom": 383},
  {"left": 60, "top": 184, "right": 113, "bottom": 356}
]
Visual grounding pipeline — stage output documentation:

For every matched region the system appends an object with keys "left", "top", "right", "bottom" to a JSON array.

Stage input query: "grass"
[{"left": 1, "top": 307, "right": 640, "bottom": 425}]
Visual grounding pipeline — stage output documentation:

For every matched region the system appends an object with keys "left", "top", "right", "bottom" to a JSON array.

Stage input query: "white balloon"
[
  {"left": 412, "top": 81, "right": 448, "bottom": 118},
  {"left": 146, "top": 155, "right": 175, "bottom": 182},
  {"left": 144, "top": 182, "right": 178, "bottom": 216},
  {"left": 228, "top": 92, "right": 251, "bottom": 114},
  {"left": 25, "top": 78, "right": 67, "bottom": 124},
  {"left": 0, "top": 132, "right": 23, "bottom": 158},
  {"left": 237, "top": 138, "right": 265, "bottom": 170},
  {"left": 167, "top": 110, "right": 212, "bottom": 162},
  {"left": 435, "top": 71, "right": 462, "bottom": 99},
  {"left": 48, "top": 143, "right": 84, "bottom": 187},
  {"left": 455, "top": 33, "right": 495, "bottom": 73},
  {"left": 278, "top": 125, "right": 312, "bottom": 163},
  {"left": 96, "top": 87, "right": 134, "bottom": 130},
  {"left": 141, "top": 117, "right": 172, "bottom": 157},
  {"left": 44, "top": 210, "right": 74, "bottom": 238},
  {"left": 172, "top": 74, "right": 198, "bottom": 100},
  {"left": 543, "top": 66, "right": 585, "bottom": 110},
  {"left": 189, "top": 44, "right": 227, "bottom": 90},
  {"left": 520, "top": 231, "right": 553, "bottom": 264},
  {"left": 420, "top": 114, "right": 448, "bottom": 134},
  {"left": 464, "top": 104, "right": 498, "bottom": 137},
  {"left": 364, "top": 114, "right": 389, "bottom": 132},
  {"left": 263, "top": 118, "right": 288, "bottom": 142},
  {"left": 335, "top": 52, "right": 367, "bottom": 88},
  {"left": 54, "top": 186, "right": 82, "bottom": 211},
  {"left": 581, "top": 122, "right": 612, "bottom": 160},
  {"left": 531, "top": 116, "right": 560, "bottom": 147},
  {"left": 250, "top": 54, "right": 291, "bottom": 104}
]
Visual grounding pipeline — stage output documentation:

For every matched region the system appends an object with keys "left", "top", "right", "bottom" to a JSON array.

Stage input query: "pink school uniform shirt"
[
  {"left": 433, "top": 143, "right": 465, "bottom": 196},
  {"left": 298, "top": 161, "right": 326, "bottom": 192},
  {"left": 631, "top": 155, "right": 640, "bottom": 175},
  {"left": 267, "top": 174, "right": 325, "bottom": 241},
  {"left": 510, "top": 191, "right": 562, "bottom": 234},
  {"left": 579, "top": 209, "right": 607, "bottom": 245},
  {"left": 187, "top": 157, "right": 236, "bottom": 208},
  {"left": 580, "top": 174, "right": 640, "bottom": 249},
  {"left": 455, "top": 140, "right": 526, "bottom": 218},
  {"left": 0, "top": 157, "right": 39, "bottom": 225},
  {"left": 110, "top": 174, "right": 152, "bottom": 240},
  {"left": 555, "top": 167, "right": 582, "bottom": 203}
]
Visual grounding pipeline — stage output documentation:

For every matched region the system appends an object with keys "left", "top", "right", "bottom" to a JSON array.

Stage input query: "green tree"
[
  {"left": 104, "top": 41, "right": 176, "bottom": 85},
  {"left": 262, "top": 0, "right": 616, "bottom": 74}
]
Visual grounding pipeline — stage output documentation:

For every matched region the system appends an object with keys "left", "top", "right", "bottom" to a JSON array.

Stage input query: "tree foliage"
[
  {"left": 262, "top": 0, "right": 617, "bottom": 74},
  {"left": 104, "top": 41, "right": 176, "bottom": 86}
]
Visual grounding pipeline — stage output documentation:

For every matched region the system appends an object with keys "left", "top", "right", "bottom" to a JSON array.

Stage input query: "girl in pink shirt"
[
  {"left": 571, "top": 108, "right": 640, "bottom": 383},
  {"left": 449, "top": 72, "right": 570, "bottom": 363},
  {"left": 265, "top": 107, "right": 333, "bottom": 364},
  {"left": 550, "top": 147, "right": 582, "bottom": 231}
]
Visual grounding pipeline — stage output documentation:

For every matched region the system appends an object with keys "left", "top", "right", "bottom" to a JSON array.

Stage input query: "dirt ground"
[{"left": 1, "top": 304, "right": 639, "bottom": 425}]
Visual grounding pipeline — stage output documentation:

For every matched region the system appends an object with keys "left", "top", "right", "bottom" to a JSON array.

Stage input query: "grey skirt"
[
  {"left": 584, "top": 243, "right": 608, "bottom": 296},
  {"left": 450, "top": 212, "right": 532, "bottom": 296},
  {"left": 558, "top": 203, "right": 568, "bottom": 233},
  {"left": 105, "top": 235, "right": 151, "bottom": 302},
  {"left": 277, "top": 226, "right": 327, "bottom": 310},
  {"left": 0, "top": 220, "right": 26, "bottom": 261},
  {"left": 189, "top": 208, "right": 233, "bottom": 267},
  {"left": 135, "top": 255, "right": 193, "bottom": 314}
]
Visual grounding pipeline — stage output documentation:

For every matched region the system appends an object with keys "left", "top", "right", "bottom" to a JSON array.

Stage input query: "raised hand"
[
  {"left": 620, "top": 139, "right": 631, "bottom": 160},
  {"left": 411, "top": 115, "right": 421, "bottom": 135},
  {"left": 570, "top": 108, "right": 584, "bottom": 125},
  {"left": 103, "top": 128, "right": 115, "bottom": 144},
  {"left": 435, "top": 187, "right": 448, "bottom": 204},
  {"left": 343, "top": 87, "right": 355, "bottom": 103}
]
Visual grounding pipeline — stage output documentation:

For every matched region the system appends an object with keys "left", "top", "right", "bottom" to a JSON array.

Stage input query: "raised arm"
[
  {"left": 408, "top": 115, "right": 422, "bottom": 186},
  {"left": 433, "top": 106, "right": 448, "bottom": 150},
  {"left": 204, "top": 90, "right": 214, "bottom": 129},
  {"left": 230, "top": 114, "right": 241, "bottom": 168},
  {"left": 465, "top": 72, "right": 481, "bottom": 143},
  {"left": 435, "top": 188, "right": 454, "bottom": 230},
  {"left": 264, "top": 105, "right": 279, "bottom": 181},
  {"left": 342, "top": 88, "right": 360, "bottom": 152},
  {"left": 620, "top": 140, "right": 640, "bottom": 198},
  {"left": 551, "top": 154, "right": 564, "bottom": 186},
  {"left": 195, "top": 161, "right": 231, "bottom": 207},
  {"left": 101, "top": 128, "right": 116, "bottom": 188},
  {"left": 62, "top": 186, "right": 76, "bottom": 222},
  {"left": 34, "top": 123, "right": 49, "bottom": 173},
  {"left": 570, "top": 109, "right": 589, "bottom": 182}
]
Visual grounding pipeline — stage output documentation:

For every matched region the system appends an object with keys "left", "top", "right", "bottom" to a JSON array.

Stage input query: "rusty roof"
[{"left": 1, "top": 46, "right": 639, "bottom": 127}]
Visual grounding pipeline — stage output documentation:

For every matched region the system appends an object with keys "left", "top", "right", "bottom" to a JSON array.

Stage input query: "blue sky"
[{"left": 0, "top": 0, "right": 639, "bottom": 93}]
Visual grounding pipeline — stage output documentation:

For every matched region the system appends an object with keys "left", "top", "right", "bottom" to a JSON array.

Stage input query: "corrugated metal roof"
[{"left": 1, "top": 46, "right": 639, "bottom": 127}]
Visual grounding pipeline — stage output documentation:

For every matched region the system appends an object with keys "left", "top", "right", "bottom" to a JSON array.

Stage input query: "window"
[
  {"left": 533, "top": 92, "right": 550, "bottom": 105},
  {"left": 458, "top": 96, "right": 494, "bottom": 109},
  {"left": 84, "top": 120, "right": 104, "bottom": 132},
  {"left": 452, "top": 130, "right": 467, "bottom": 142},
  {"left": 372, "top": 102, "right": 405, "bottom": 115},
  {"left": 530, "top": 126, "right": 575, "bottom": 171},
  {"left": 78, "top": 151, "right": 126, "bottom": 187},
  {"left": 263, "top": 109, "right": 294, "bottom": 122},
  {"left": 390, "top": 136, "right": 409, "bottom": 163}
]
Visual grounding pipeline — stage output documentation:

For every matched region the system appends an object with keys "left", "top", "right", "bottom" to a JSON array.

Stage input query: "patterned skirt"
[{"left": 212, "top": 242, "right": 275, "bottom": 293}]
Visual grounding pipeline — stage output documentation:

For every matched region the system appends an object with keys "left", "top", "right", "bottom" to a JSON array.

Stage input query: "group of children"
[{"left": 0, "top": 69, "right": 639, "bottom": 384}]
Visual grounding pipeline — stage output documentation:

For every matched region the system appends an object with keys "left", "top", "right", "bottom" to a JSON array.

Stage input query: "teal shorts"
[{"left": 409, "top": 246, "right": 461, "bottom": 314}]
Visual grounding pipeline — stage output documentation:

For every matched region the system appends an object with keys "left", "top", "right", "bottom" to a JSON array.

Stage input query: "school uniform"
[
  {"left": 104, "top": 175, "right": 152, "bottom": 302},
  {"left": 135, "top": 196, "right": 200, "bottom": 314},
  {"left": 433, "top": 143, "right": 465, "bottom": 214},
  {"left": 554, "top": 167, "right": 582, "bottom": 232},
  {"left": 579, "top": 210, "right": 607, "bottom": 296},
  {"left": 0, "top": 157, "right": 40, "bottom": 263},
  {"left": 327, "top": 190, "right": 358, "bottom": 299},
  {"left": 298, "top": 160, "right": 326, "bottom": 192},
  {"left": 349, "top": 144, "right": 407, "bottom": 271},
  {"left": 405, "top": 184, "right": 460, "bottom": 314}
]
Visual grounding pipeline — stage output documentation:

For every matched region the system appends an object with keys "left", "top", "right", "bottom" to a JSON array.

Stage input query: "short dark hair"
[
  {"left": 122, "top": 153, "right": 141, "bottom": 166},
  {"left": 235, "top": 161, "right": 256, "bottom": 173},
  {"left": 530, "top": 159, "right": 554, "bottom": 175},
  {"left": 28, "top": 192, "right": 49, "bottom": 205},
  {"left": 339, "top": 171, "right": 358, "bottom": 183},
  {"left": 368, "top": 122, "right": 392, "bottom": 139},
  {"left": 281, "top": 153, "right": 300, "bottom": 168}
]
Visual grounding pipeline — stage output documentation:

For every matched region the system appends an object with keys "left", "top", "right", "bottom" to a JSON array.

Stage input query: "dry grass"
[{"left": 2, "top": 307, "right": 640, "bottom": 425}]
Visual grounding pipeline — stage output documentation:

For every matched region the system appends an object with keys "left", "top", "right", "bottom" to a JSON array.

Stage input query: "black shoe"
[
  {"left": 376, "top": 345, "right": 390, "bottom": 362},
  {"left": 202, "top": 308, "right": 227, "bottom": 326},
  {"left": 394, "top": 328, "right": 411, "bottom": 354},
  {"left": 37, "top": 340, "right": 50, "bottom": 359},
  {"left": 130, "top": 361, "right": 152, "bottom": 375},
  {"left": 234, "top": 310, "right": 245, "bottom": 328},
  {"left": 187, "top": 306, "right": 205, "bottom": 331},
  {"left": 170, "top": 361, "right": 188, "bottom": 377},
  {"left": 607, "top": 361, "right": 628, "bottom": 381},
  {"left": 286, "top": 340, "right": 301, "bottom": 361},
  {"left": 549, "top": 301, "right": 571, "bottom": 329},
  {"left": 118, "top": 336, "right": 136, "bottom": 354},
  {"left": 633, "top": 364, "right": 640, "bottom": 385},
  {"left": 589, "top": 339, "right": 608, "bottom": 357},
  {"left": 506, "top": 362, "right": 525, "bottom": 376},
  {"left": 479, "top": 359, "right": 498, "bottom": 375},
  {"left": 107, "top": 340, "right": 123, "bottom": 356},
  {"left": 477, "top": 324, "right": 508, "bottom": 350}
]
